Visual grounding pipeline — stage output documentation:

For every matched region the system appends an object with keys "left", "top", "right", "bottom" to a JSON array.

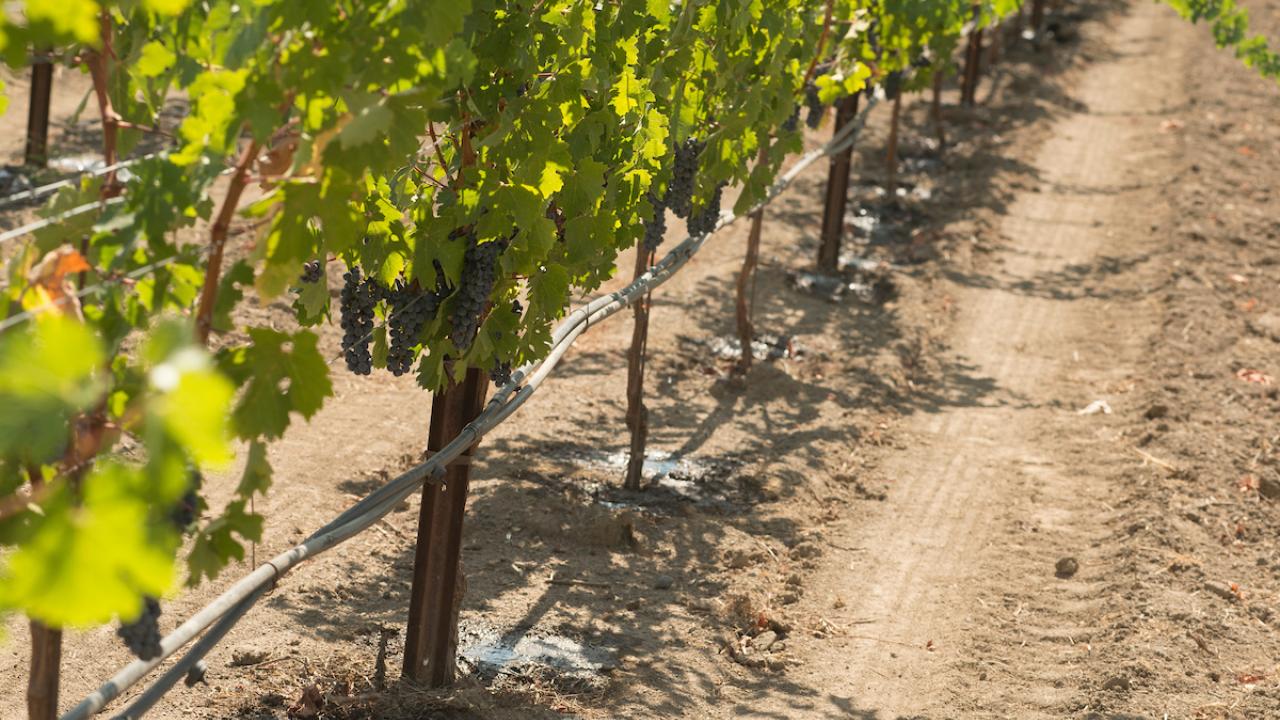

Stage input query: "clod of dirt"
[
  {"left": 778, "top": 591, "right": 801, "bottom": 605},
  {"left": 752, "top": 630, "right": 779, "bottom": 651},
  {"left": 653, "top": 574, "right": 674, "bottom": 590},
  {"left": 1144, "top": 404, "right": 1169, "bottom": 420},
  {"left": 229, "top": 645, "right": 271, "bottom": 667},
  {"left": 1055, "top": 557, "right": 1080, "bottom": 579},
  {"left": 723, "top": 547, "right": 765, "bottom": 569},
  {"left": 287, "top": 683, "right": 324, "bottom": 719},
  {"left": 1102, "top": 675, "right": 1132, "bottom": 693},
  {"left": 789, "top": 542, "right": 822, "bottom": 560},
  {"left": 1203, "top": 581, "right": 1240, "bottom": 603},
  {"left": 1246, "top": 313, "right": 1280, "bottom": 342},
  {"left": 1257, "top": 475, "right": 1280, "bottom": 500}
]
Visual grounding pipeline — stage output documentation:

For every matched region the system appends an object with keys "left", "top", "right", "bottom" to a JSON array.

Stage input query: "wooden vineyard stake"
[
  {"left": 961, "top": 6, "right": 985, "bottom": 106},
  {"left": 624, "top": 246, "right": 655, "bottom": 491},
  {"left": 735, "top": 146, "right": 771, "bottom": 373},
  {"left": 402, "top": 366, "right": 489, "bottom": 686},
  {"left": 885, "top": 90, "right": 903, "bottom": 200},
  {"left": 931, "top": 69, "right": 946, "bottom": 148},
  {"left": 1030, "top": 0, "right": 1047, "bottom": 37},
  {"left": 27, "top": 621, "right": 61, "bottom": 720},
  {"left": 817, "top": 92, "right": 861, "bottom": 273},
  {"left": 24, "top": 54, "right": 53, "bottom": 168}
]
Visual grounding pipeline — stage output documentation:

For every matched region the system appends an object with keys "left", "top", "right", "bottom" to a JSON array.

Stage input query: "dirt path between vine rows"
[{"left": 739, "top": 3, "right": 1250, "bottom": 718}]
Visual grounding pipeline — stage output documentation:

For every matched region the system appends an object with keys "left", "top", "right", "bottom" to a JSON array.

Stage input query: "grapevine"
[{"left": 0, "top": 0, "right": 1267, "bottom": 714}]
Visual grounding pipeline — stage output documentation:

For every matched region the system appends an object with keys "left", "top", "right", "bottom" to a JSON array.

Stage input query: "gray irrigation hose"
[
  {"left": 111, "top": 587, "right": 267, "bottom": 720},
  {"left": 61, "top": 89, "right": 881, "bottom": 720}
]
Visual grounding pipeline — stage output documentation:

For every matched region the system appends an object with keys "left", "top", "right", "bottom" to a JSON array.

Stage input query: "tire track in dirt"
[{"left": 747, "top": 3, "right": 1193, "bottom": 717}]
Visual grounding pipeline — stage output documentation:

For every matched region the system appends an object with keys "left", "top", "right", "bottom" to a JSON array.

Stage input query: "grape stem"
[
  {"left": 194, "top": 137, "right": 262, "bottom": 345},
  {"left": 802, "top": 0, "right": 836, "bottom": 88}
]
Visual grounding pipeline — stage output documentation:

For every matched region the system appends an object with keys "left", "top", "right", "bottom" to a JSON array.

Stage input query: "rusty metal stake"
[
  {"left": 885, "top": 92, "right": 903, "bottom": 200},
  {"left": 932, "top": 68, "right": 947, "bottom": 148},
  {"left": 24, "top": 55, "right": 53, "bottom": 168},
  {"left": 402, "top": 366, "right": 489, "bottom": 686},
  {"left": 624, "top": 247, "right": 655, "bottom": 491},
  {"left": 961, "top": 24, "right": 984, "bottom": 106},
  {"left": 27, "top": 621, "right": 61, "bottom": 720},
  {"left": 817, "top": 92, "right": 861, "bottom": 273}
]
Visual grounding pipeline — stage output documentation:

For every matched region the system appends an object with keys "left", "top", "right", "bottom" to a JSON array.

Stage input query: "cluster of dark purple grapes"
[
  {"left": 300, "top": 259, "right": 323, "bottom": 283},
  {"left": 686, "top": 182, "right": 725, "bottom": 237},
  {"left": 340, "top": 266, "right": 380, "bottom": 375},
  {"left": 782, "top": 104, "right": 801, "bottom": 132},
  {"left": 169, "top": 468, "right": 202, "bottom": 531},
  {"left": 117, "top": 596, "right": 163, "bottom": 660},
  {"left": 490, "top": 361, "right": 513, "bottom": 387},
  {"left": 664, "top": 138, "right": 704, "bottom": 219},
  {"left": 449, "top": 232, "right": 508, "bottom": 352},
  {"left": 804, "top": 82, "right": 826, "bottom": 129},
  {"left": 882, "top": 70, "right": 904, "bottom": 100},
  {"left": 385, "top": 279, "right": 444, "bottom": 376},
  {"left": 642, "top": 190, "right": 667, "bottom": 252},
  {"left": 488, "top": 300, "right": 524, "bottom": 387}
]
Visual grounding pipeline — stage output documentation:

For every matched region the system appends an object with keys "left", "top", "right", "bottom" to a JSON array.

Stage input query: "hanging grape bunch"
[
  {"left": 883, "top": 70, "right": 904, "bottom": 100},
  {"left": 664, "top": 138, "right": 705, "bottom": 219},
  {"left": 339, "top": 265, "right": 379, "bottom": 375},
  {"left": 300, "top": 260, "right": 323, "bottom": 283},
  {"left": 117, "top": 597, "right": 163, "bottom": 660},
  {"left": 804, "top": 81, "right": 826, "bottom": 129},
  {"left": 169, "top": 468, "right": 203, "bottom": 531},
  {"left": 782, "top": 104, "right": 801, "bottom": 132},
  {"left": 643, "top": 189, "right": 667, "bottom": 252},
  {"left": 385, "top": 279, "right": 444, "bottom": 376},
  {"left": 686, "top": 182, "right": 726, "bottom": 237},
  {"left": 449, "top": 230, "right": 508, "bottom": 352}
]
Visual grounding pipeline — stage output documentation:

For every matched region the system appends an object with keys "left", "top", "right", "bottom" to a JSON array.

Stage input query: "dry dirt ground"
[{"left": 2, "top": 1, "right": 1280, "bottom": 718}]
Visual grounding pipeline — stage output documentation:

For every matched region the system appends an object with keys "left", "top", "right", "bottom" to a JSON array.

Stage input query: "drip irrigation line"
[{"left": 61, "top": 90, "right": 882, "bottom": 720}]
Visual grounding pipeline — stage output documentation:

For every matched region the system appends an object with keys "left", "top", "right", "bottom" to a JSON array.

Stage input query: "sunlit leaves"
[
  {"left": 219, "top": 328, "right": 333, "bottom": 441},
  {"left": 0, "top": 463, "right": 176, "bottom": 627},
  {"left": 0, "top": 317, "right": 104, "bottom": 464}
]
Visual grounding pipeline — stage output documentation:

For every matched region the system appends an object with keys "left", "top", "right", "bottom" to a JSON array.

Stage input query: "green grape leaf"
[
  {"left": 187, "top": 500, "right": 262, "bottom": 586},
  {"left": 226, "top": 328, "right": 333, "bottom": 441},
  {"left": 136, "top": 41, "right": 177, "bottom": 78},
  {"left": 0, "top": 464, "right": 175, "bottom": 627}
]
